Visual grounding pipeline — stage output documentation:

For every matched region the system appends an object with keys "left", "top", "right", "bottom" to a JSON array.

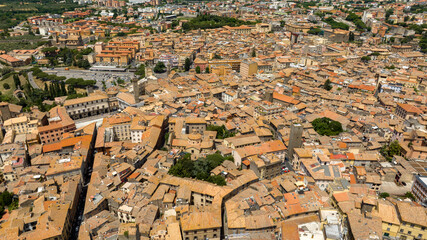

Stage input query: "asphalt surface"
[
  {"left": 27, "top": 72, "right": 40, "bottom": 89},
  {"left": 42, "top": 67, "right": 135, "bottom": 90}
]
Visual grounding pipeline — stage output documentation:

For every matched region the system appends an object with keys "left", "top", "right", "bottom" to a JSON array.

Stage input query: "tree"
[
  {"left": 213, "top": 53, "right": 222, "bottom": 59},
  {"left": 60, "top": 81, "right": 67, "bottom": 96},
  {"left": 205, "top": 66, "right": 210, "bottom": 73},
  {"left": 153, "top": 61, "right": 166, "bottom": 73},
  {"left": 206, "top": 125, "right": 236, "bottom": 139},
  {"left": 323, "top": 79, "right": 332, "bottom": 91},
  {"left": 385, "top": 9, "right": 394, "bottom": 21},
  {"left": 379, "top": 192, "right": 390, "bottom": 198},
  {"left": 308, "top": 27, "right": 322, "bottom": 35},
  {"left": 3, "top": 83, "right": 10, "bottom": 89},
  {"left": 124, "top": 230, "right": 129, "bottom": 238},
  {"left": 117, "top": 78, "right": 125, "bottom": 85},
  {"left": 184, "top": 58, "right": 192, "bottom": 72},
  {"left": 195, "top": 66, "right": 201, "bottom": 74},
  {"left": 404, "top": 192, "right": 415, "bottom": 201},
  {"left": 135, "top": 64, "right": 145, "bottom": 77},
  {"left": 380, "top": 141, "right": 401, "bottom": 161},
  {"left": 251, "top": 48, "right": 256, "bottom": 57},
  {"left": 13, "top": 74, "right": 21, "bottom": 89},
  {"left": 168, "top": 153, "right": 227, "bottom": 186},
  {"left": 0, "top": 191, "right": 13, "bottom": 207},
  {"left": 312, "top": 117, "right": 343, "bottom": 136},
  {"left": 76, "top": 60, "right": 90, "bottom": 69},
  {"left": 361, "top": 56, "right": 371, "bottom": 62},
  {"left": 349, "top": 31, "right": 354, "bottom": 42}
]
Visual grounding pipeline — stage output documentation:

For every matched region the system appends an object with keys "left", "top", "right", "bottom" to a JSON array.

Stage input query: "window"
[
  {"left": 410, "top": 224, "right": 414, "bottom": 228},
  {"left": 418, "top": 234, "right": 422, "bottom": 238},
  {"left": 408, "top": 231, "right": 411, "bottom": 235},
  {"left": 400, "top": 229, "right": 404, "bottom": 233}
]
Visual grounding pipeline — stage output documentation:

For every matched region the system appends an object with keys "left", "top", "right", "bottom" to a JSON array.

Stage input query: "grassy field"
[
  {"left": 0, "top": 76, "right": 16, "bottom": 96},
  {"left": 0, "top": 75, "right": 27, "bottom": 97}
]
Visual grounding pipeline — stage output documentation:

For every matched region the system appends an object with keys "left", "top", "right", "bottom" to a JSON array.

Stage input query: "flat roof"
[{"left": 90, "top": 66, "right": 127, "bottom": 72}]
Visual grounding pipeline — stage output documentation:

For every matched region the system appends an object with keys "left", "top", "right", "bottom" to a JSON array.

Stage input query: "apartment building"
[
  {"left": 64, "top": 93, "right": 110, "bottom": 120},
  {"left": 4, "top": 116, "right": 38, "bottom": 134},
  {"left": 222, "top": 90, "right": 238, "bottom": 103},
  {"left": 180, "top": 211, "right": 221, "bottom": 240},
  {"left": 184, "top": 117, "right": 206, "bottom": 134},
  {"left": 412, "top": 175, "right": 427, "bottom": 207},
  {"left": 395, "top": 201, "right": 427, "bottom": 240},
  {"left": 246, "top": 154, "right": 282, "bottom": 180},
  {"left": 254, "top": 101, "right": 283, "bottom": 121},
  {"left": 38, "top": 106, "right": 76, "bottom": 144},
  {"left": 95, "top": 53, "right": 130, "bottom": 65},
  {"left": 0, "top": 102, "right": 22, "bottom": 123},
  {"left": 130, "top": 116, "right": 148, "bottom": 143},
  {"left": 95, "top": 40, "right": 140, "bottom": 66},
  {"left": 395, "top": 103, "right": 423, "bottom": 119},
  {"left": 372, "top": 199, "right": 401, "bottom": 239},
  {"left": 240, "top": 60, "right": 258, "bottom": 78},
  {"left": 103, "top": 113, "right": 132, "bottom": 141}
]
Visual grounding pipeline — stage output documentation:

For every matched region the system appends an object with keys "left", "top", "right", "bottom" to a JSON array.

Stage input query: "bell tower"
[{"left": 132, "top": 77, "right": 139, "bottom": 103}]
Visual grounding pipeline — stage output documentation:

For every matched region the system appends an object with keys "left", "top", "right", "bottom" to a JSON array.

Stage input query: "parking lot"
[{"left": 41, "top": 67, "right": 135, "bottom": 90}]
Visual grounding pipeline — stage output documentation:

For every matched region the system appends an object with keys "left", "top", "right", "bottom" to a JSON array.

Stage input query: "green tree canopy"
[
  {"left": 312, "top": 117, "right": 343, "bottom": 136},
  {"left": 184, "top": 58, "right": 192, "bottom": 72},
  {"left": 206, "top": 125, "right": 236, "bottom": 139},
  {"left": 135, "top": 64, "right": 145, "bottom": 77},
  {"left": 323, "top": 79, "right": 332, "bottom": 91},
  {"left": 154, "top": 61, "right": 166, "bottom": 73},
  {"left": 168, "top": 153, "right": 230, "bottom": 186},
  {"left": 379, "top": 192, "right": 390, "bottom": 198},
  {"left": 380, "top": 141, "right": 401, "bottom": 161}
]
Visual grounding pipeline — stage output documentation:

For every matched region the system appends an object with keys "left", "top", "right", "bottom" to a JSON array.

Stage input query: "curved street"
[{"left": 27, "top": 72, "right": 40, "bottom": 89}]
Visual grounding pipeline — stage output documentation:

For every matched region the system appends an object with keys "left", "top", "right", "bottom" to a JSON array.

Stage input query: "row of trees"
[
  {"left": 168, "top": 153, "right": 233, "bottom": 186},
  {"left": 323, "top": 17, "right": 349, "bottom": 30},
  {"left": 65, "top": 78, "right": 96, "bottom": 89},
  {"left": 43, "top": 81, "right": 67, "bottom": 99},
  {"left": 32, "top": 67, "right": 66, "bottom": 82},
  {"left": 181, "top": 14, "right": 256, "bottom": 31}
]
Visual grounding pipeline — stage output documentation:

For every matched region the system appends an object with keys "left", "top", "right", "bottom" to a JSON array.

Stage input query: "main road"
[{"left": 27, "top": 72, "right": 40, "bottom": 89}]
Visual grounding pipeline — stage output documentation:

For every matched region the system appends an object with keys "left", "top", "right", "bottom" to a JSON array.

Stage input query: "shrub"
[{"left": 379, "top": 192, "right": 390, "bottom": 198}]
